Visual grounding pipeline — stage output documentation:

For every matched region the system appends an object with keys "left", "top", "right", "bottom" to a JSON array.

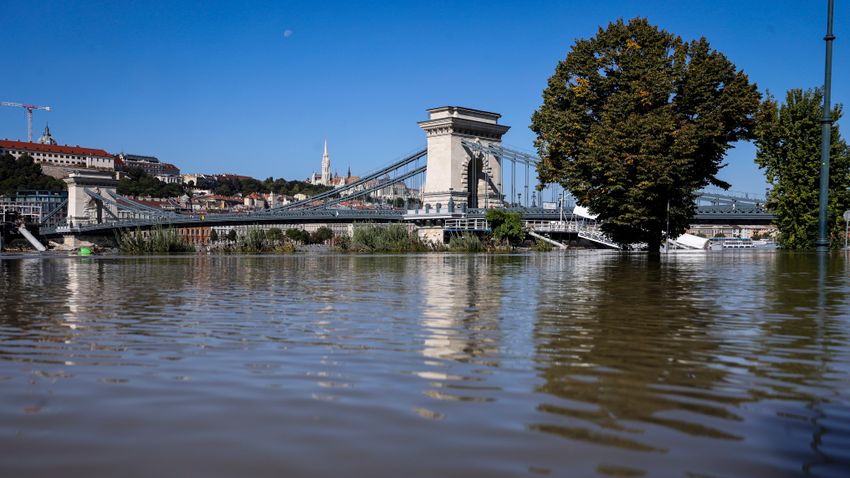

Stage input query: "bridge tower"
[
  {"left": 419, "top": 106, "right": 510, "bottom": 209},
  {"left": 63, "top": 171, "right": 118, "bottom": 226}
]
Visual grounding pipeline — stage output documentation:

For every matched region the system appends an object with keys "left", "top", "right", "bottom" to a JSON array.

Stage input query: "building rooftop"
[{"left": 0, "top": 139, "right": 113, "bottom": 158}]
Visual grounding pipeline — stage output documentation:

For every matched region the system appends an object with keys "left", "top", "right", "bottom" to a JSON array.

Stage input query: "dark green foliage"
[
  {"left": 754, "top": 88, "right": 850, "bottom": 249},
  {"left": 310, "top": 226, "right": 334, "bottom": 244},
  {"left": 448, "top": 234, "right": 485, "bottom": 252},
  {"left": 226, "top": 229, "right": 237, "bottom": 242},
  {"left": 285, "top": 228, "right": 311, "bottom": 243},
  {"left": 485, "top": 209, "right": 524, "bottom": 245},
  {"left": 392, "top": 197, "right": 406, "bottom": 208},
  {"left": 236, "top": 229, "right": 266, "bottom": 253},
  {"left": 531, "top": 239, "right": 554, "bottom": 252},
  {"left": 531, "top": 18, "right": 760, "bottom": 253},
  {"left": 213, "top": 176, "right": 331, "bottom": 197},
  {"left": 266, "top": 228, "right": 283, "bottom": 242},
  {"left": 334, "top": 234, "right": 351, "bottom": 251},
  {"left": 351, "top": 224, "right": 429, "bottom": 252},
  {"left": 209, "top": 229, "right": 219, "bottom": 242},
  {"left": 117, "top": 167, "right": 184, "bottom": 197},
  {"left": 0, "top": 153, "right": 66, "bottom": 196},
  {"left": 117, "top": 227, "right": 194, "bottom": 254}
]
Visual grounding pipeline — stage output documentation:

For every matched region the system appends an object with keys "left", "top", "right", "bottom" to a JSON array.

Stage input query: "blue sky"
[{"left": 1, "top": 1, "right": 847, "bottom": 195}]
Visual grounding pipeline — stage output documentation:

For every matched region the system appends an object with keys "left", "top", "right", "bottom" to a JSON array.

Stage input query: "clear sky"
[{"left": 1, "top": 0, "right": 847, "bottom": 195}]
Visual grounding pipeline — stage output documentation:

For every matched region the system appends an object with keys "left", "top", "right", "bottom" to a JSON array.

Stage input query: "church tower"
[
  {"left": 38, "top": 124, "right": 57, "bottom": 145},
  {"left": 320, "top": 140, "right": 331, "bottom": 186}
]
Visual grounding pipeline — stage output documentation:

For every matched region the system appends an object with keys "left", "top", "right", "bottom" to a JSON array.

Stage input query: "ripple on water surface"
[{"left": 1, "top": 252, "right": 849, "bottom": 477}]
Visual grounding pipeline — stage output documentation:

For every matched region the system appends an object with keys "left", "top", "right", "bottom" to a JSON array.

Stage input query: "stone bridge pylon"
[
  {"left": 63, "top": 171, "right": 118, "bottom": 226},
  {"left": 418, "top": 106, "right": 510, "bottom": 209}
]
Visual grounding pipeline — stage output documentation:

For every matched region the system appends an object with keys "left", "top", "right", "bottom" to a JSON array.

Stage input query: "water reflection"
[{"left": 0, "top": 253, "right": 848, "bottom": 477}]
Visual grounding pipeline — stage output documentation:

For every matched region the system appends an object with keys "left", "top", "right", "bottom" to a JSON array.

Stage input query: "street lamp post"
[
  {"left": 844, "top": 210, "right": 850, "bottom": 250},
  {"left": 816, "top": 0, "right": 836, "bottom": 252}
]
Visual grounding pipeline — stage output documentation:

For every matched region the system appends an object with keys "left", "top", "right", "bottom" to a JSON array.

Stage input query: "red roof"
[{"left": 0, "top": 139, "right": 113, "bottom": 158}]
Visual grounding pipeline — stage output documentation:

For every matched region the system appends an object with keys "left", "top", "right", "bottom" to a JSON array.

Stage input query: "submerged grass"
[
  {"left": 448, "top": 234, "right": 485, "bottom": 252},
  {"left": 117, "top": 226, "right": 195, "bottom": 254},
  {"left": 351, "top": 224, "right": 431, "bottom": 253}
]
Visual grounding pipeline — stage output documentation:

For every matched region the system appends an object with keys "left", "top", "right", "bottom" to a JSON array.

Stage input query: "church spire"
[
  {"left": 320, "top": 139, "right": 331, "bottom": 186},
  {"left": 38, "top": 123, "right": 57, "bottom": 145}
]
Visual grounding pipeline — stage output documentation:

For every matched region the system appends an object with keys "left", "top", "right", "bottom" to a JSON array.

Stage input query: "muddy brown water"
[{"left": 1, "top": 252, "right": 849, "bottom": 477}]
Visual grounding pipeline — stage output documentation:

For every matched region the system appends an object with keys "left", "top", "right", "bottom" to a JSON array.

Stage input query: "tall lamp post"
[
  {"left": 816, "top": 0, "right": 836, "bottom": 252},
  {"left": 844, "top": 210, "right": 850, "bottom": 250}
]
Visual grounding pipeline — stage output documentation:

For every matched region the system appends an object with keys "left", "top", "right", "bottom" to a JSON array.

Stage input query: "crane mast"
[{"left": 0, "top": 101, "right": 52, "bottom": 142}]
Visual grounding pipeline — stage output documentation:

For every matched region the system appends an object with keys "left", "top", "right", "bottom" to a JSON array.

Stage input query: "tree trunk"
[{"left": 647, "top": 236, "right": 662, "bottom": 258}]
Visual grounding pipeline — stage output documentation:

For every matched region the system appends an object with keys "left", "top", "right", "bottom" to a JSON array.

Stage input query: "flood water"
[{"left": 1, "top": 252, "right": 849, "bottom": 477}]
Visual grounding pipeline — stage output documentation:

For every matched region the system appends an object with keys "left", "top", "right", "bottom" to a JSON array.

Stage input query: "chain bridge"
[{"left": 37, "top": 106, "right": 773, "bottom": 247}]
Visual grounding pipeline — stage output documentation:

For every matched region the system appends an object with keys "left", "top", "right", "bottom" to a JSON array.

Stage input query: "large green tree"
[
  {"left": 531, "top": 18, "right": 760, "bottom": 253},
  {"left": 754, "top": 88, "right": 850, "bottom": 249},
  {"left": 0, "top": 153, "right": 66, "bottom": 196}
]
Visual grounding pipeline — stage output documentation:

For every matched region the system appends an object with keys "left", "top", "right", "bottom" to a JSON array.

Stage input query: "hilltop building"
[
  {"left": 38, "top": 124, "right": 58, "bottom": 145},
  {"left": 116, "top": 153, "right": 181, "bottom": 184},
  {"left": 0, "top": 129, "right": 115, "bottom": 179}
]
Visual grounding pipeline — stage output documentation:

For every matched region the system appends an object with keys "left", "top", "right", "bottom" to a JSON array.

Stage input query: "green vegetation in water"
[
  {"left": 448, "top": 234, "right": 485, "bottom": 252},
  {"left": 485, "top": 209, "right": 525, "bottom": 246},
  {"left": 351, "top": 224, "right": 431, "bottom": 253},
  {"left": 531, "top": 239, "right": 554, "bottom": 252},
  {"left": 235, "top": 228, "right": 268, "bottom": 253},
  {"left": 209, "top": 226, "right": 335, "bottom": 253},
  {"left": 117, "top": 227, "right": 195, "bottom": 254}
]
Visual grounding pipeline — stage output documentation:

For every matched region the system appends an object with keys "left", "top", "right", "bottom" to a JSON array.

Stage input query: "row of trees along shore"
[{"left": 532, "top": 17, "right": 849, "bottom": 252}]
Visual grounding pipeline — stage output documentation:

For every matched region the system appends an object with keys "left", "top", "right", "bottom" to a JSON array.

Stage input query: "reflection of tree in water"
[
  {"left": 532, "top": 254, "right": 745, "bottom": 454},
  {"left": 753, "top": 254, "right": 849, "bottom": 475}
]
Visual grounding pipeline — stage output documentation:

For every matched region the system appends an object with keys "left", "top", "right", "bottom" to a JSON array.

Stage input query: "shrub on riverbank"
[
  {"left": 117, "top": 227, "right": 195, "bottom": 254},
  {"left": 531, "top": 239, "right": 554, "bottom": 252},
  {"left": 448, "top": 234, "right": 485, "bottom": 252},
  {"left": 351, "top": 224, "right": 430, "bottom": 252},
  {"left": 236, "top": 228, "right": 267, "bottom": 253}
]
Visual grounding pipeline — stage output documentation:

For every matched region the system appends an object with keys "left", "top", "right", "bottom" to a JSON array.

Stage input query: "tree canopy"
[
  {"left": 754, "top": 88, "right": 850, "bottom": 249},
  {"left": 0, "top": 153, "right": 66, "bottom": 197},
  {"left": 530, "top": 18, "right": 760, "bottom": 253},
  {"left": 485, "top": 209, "right": 524, "bottom": 245}
]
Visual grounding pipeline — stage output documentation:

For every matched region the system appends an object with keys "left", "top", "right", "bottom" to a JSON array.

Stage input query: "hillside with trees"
[
  {"left": 213, "top": 176, "right": 331, "bottom": 197},
  {"left": 117, "top": 167, "right": 184, "bottom": 197},
  {"left": 0, "top": 153, "right": 66, "bottom": 196}
]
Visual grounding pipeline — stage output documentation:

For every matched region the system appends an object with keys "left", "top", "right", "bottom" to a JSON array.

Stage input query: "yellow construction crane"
[{"left": 0, "top": 101, "right": 52, "bottom": 142}]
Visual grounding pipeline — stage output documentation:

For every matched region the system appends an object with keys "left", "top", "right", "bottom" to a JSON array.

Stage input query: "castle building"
[{"left": 0, "top": 125, "right": 115, "bottom": 175}]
